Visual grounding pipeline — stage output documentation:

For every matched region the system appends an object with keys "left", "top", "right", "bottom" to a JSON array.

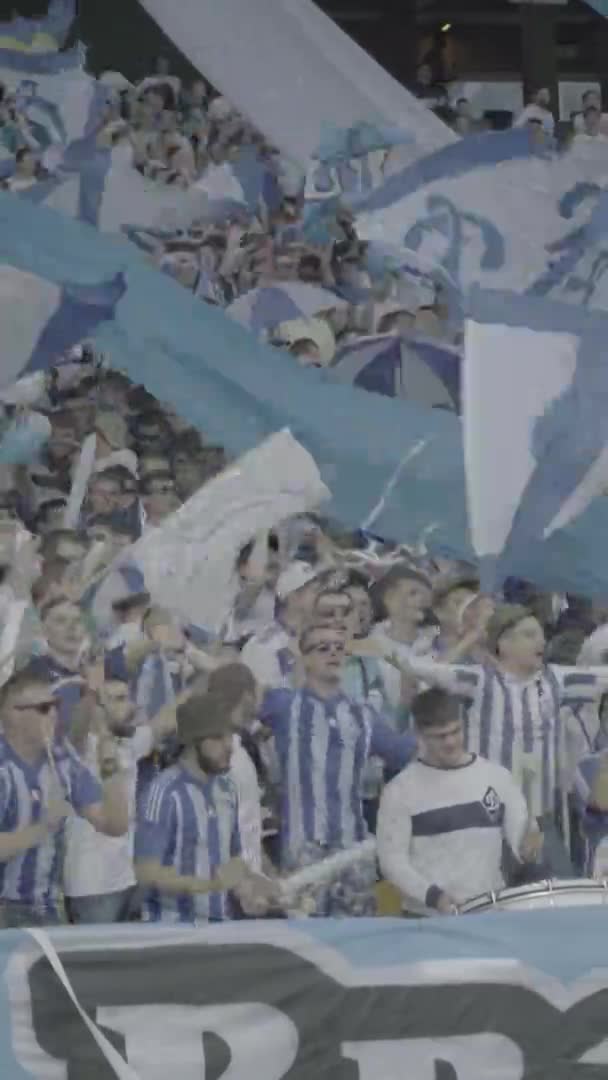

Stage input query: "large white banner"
[{"left": 137, "top": 0, "right": 454, "bottom": 166}]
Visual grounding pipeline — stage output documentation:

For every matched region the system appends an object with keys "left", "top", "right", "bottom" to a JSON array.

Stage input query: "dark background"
[{"left": 0, "top": 1, "right": 606, "bottom": 93}]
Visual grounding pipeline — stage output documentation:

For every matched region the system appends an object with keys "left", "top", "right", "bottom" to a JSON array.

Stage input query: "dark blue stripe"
[
  {"left": 544, "top": 667, "right": 562, "bottom": 816},
  {"left": 494, "top": 669, "right": 515, "bottom": 770},
  {"left": 563, "top": 673, "right": 599, "bottom": 687},
  {"left": 351, "top": 705, "right": 369, "bottom": 843},
  {"left": 206, "top": 791, "right": 223, "bottom": 922},
  {"left": 298, "top": 693, "right": 316, "bottom": 845},
  {"left": 479, "top": 668, "right": 495, "bottom": 760},
  {"left": 325, "top": 709, "right": 342, "bottom": 849},
  {"left": 412, "top": 800, "right": 505, "bottom": 837},
  {"left": 456, "top": 669, "right": 479, "bottom": 686},
  {"left": 176, "top": 789, "right": 196, "bottom": 925},
  {"left": 522, "top": 686, "right": 534, "bottom": 754}
]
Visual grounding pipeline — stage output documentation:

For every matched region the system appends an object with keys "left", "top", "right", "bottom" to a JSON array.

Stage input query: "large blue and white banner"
[
  {"left": 354, "top": 132, "right": 608, "bottom": 306},
  {"left": 464, "top": 289, "right": 608, "bottom": 595},
  {"left": 0, "top": 190, "right": 467, "bottom": 553},
  {"left": 3, "top": 912, "right": 608, "bottom": 1077},
  {"left": 138, "top": 0, "right": 454, "bottom": 168}
]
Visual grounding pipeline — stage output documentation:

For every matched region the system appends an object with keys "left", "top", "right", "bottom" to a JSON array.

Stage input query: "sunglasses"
[
  {"left": 13, "top": 700, "right": 57, "bottom": 715},
  {"left": 150, "top": 484, "right": 176, "bottom": 495},
  {"left": 304, "top": 641, "right": 346, "bottom": 656}
]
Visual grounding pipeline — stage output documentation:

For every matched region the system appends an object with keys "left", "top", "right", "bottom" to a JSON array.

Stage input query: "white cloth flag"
[
  {"left": 463, "top": 317, "right": 579, "bottom": 563},
  {"left": 462, "top": 290, "right": 608, "bottom": 596},
  {"left": 125, "top": 429, "right": 330, "bottom": 633},
  {"left": 137, "top": 0, "right": 454, "bottom": 167}
]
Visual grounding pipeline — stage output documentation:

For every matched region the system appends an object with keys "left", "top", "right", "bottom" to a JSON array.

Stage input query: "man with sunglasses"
[
  {"left": 260, "top": 624, "right": 415, "bottom": 914},
  {"left": 0, "top": 668, "right": 128, "bottom": 928}
]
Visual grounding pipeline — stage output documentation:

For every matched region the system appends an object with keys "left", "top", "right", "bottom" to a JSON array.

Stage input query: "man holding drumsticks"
[
  {"left": 0, "top": 667, "right": 129, "bottom": 928},
  {"left": 377, "top": 688, "right": 537, "bottom": 915},
  {"left": 390, "top": 603, "right": 608, "bottom": 874}
]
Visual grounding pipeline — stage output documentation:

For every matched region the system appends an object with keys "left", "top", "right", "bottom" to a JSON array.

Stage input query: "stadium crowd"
[{"left": 0, "top": 54, "right": 608, "bottom": 930}]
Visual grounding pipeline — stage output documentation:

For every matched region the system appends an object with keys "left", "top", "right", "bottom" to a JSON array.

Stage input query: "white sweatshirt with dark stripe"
[{"left": 377, "top": 754, "right": 528, "bottom": 914}]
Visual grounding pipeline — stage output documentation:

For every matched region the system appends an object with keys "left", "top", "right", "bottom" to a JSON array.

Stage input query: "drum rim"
[{"left": 462, "top": 878, "right": 608, "bottom": 912}]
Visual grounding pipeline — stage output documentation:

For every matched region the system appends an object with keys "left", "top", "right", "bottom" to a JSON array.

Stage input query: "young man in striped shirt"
[
  {"left": 135, "top": 691, "right": 276, "bottom": 924},
  {"left": 260, "top": 623, "right": 416, "bottom": 915},
  {"left": 395, "top": 604, "right": 608, "bottom": 868},
  {"left": 0, "top": 668, "right": 129, "bottom": 927}
]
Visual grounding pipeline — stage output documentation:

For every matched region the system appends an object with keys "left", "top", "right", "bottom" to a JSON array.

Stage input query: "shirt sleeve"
[
  {"left": 241, "top": 639, "right": 281, "bottom": 689},
  {"left": 0, "top": 768, "right": 11, "bottom": 822},
  {"left": 369, "top": 713, "right": 417, "bottom": 771},
  {"left": 259, "top": 688, "right": 292, "bottom": 732},
  {"left": 500, "top": 771, "right": 529, "bottom": 856},
  {"left": 403, "top": 656, "right": 480, "bottom": 700},
  {"left": 558, "top": 666, "right": 608, "bottom": 704},
  {"left": 67, "top": 755, "right": 104, "bottom": 814},
  {"left": 134, "top": 782, "right": 175, "bottom": 863},
  {"left": 377, "top": 778, "right": 438, "bottom": 907}
]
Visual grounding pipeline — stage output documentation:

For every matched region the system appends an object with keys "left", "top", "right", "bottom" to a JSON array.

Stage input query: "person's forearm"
[
  {"left": 98, "top": 773, "right": 129, "bottom": 837},
  {"left": 135, "top": 860, "right": 217, "bottom": 896},
  {"left": 378, "top": 849, "right": 436, "bottom": 907},
  {"left": 0, "top": 820, "right": 50, "bottom": 860},
  {"left": 590, "top": 766, "right": 608, "bottom": 811},
  {"left": 398, "top": 655, "right": 464, "bottom": 695}
]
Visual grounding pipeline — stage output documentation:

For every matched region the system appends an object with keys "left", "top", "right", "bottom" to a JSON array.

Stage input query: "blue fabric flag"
[{"left": 0, "top": 189, "right": 469, "bottom": 556}]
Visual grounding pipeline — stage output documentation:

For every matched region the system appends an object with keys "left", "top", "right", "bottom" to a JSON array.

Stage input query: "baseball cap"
[
  {"left": 276, "top": 561, "right": 319, "bottom": 599},
  {"left": 486, "top": 604, "right": 531, "bottom": 655},
  {"left": 176, "top": 692, "right": 233, "bottom": 745}
]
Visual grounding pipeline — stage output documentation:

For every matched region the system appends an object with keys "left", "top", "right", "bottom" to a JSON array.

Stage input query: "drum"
[{"left": 460, "top": 878, "right": 608, "bottom": 914}]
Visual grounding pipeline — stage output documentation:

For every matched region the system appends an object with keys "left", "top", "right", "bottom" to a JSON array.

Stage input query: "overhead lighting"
[{"left": 441, "top": 22, "right": 452, "bottom": 32}]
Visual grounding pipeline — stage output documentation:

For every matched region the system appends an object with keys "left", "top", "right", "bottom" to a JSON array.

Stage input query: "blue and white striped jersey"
[
  {"left": 134, "top": 764, "right": 242, "bottom": 924},
  {"left": 573, "top": 751, "right": 608, "bottom": 875},
  {"left": 407, "top": 657, "right": 608, "bottom": 818},
  {"left": 261, "top": 687, "right": 415, "bottom": 865},
  {"left": 0, "top": 737, "right": 102, "bottom": 911}
]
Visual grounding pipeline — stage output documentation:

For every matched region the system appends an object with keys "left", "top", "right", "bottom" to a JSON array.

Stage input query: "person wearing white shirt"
[
  {"left": 64, "top": 672, "right": 176, "bottom": 923},
  {"left": 572, "top": 105, "right": 608, "bottom": 148},
  {"left": 377, "top": 688, "right": 538, "bottom": 916},
  {"left": 207, "top": 662, "right": 264, "bottom": 873},
  {"left": 514, "top": 89, "right": 555, "bottom": 136},
  {"left": 370, "top": 564, "right": 435, "bottom": 715},
  {"left": 241, "top": 561, "right": 321, "bottom": 690}
]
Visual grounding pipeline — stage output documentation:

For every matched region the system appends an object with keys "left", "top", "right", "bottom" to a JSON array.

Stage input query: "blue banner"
[{"left": 2, "top": 911, "right": 608, "bottom": 1077}]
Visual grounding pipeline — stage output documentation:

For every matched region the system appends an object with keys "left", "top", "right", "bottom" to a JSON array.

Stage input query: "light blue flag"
[
  {"left": 0, "top": 189, "right": 470, "bottom": 556},
  {"left": 353, "top": 129, "right": 608, "bottom": 307},
  {"left": 464, "top": 287, "right": 608, "bottom": 597}
]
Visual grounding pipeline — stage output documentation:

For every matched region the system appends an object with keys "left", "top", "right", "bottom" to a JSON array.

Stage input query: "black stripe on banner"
[{"left": 411, "top": 800, "right": 505, "bottom": 837}]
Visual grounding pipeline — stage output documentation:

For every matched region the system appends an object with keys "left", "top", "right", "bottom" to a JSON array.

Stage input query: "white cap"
[
  {"left": 275, "top": 317, "right": 336, "bottom": 366},
  {"left": 276, "top": 561, "right": 318, "bottom": 599}
]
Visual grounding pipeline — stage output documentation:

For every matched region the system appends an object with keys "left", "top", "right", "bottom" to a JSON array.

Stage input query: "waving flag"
[
  {"left": 0, "top": 189, "right": 471, "bottom": 555},
  {"left": 464, "top": 288, "right": 608, "bottom": 596},
  {"left": 354, "top": 130, "right": 608, "bottom": 305},
  {"left": 138, "top": 0, "right": 454, "bottom": 168}
]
